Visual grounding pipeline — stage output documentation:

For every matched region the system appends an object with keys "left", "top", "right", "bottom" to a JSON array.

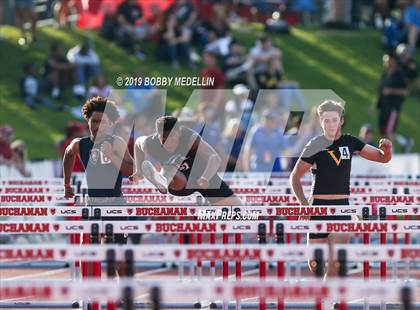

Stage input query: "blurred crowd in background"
[{"left": 0, "top": 0, "right": 419, "bottom": 177}]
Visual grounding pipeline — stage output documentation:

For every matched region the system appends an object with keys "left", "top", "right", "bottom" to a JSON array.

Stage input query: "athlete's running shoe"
[{"left": 142, "top": 160, "right": 168, "bottom": 194}]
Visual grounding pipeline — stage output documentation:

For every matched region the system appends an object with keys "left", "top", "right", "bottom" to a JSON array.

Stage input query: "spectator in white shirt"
[
  {"left": 249, "top": 36, "right": 283, "bottom": 88},
  {"left": 67, "top": 42, "right": 100, "bottom": 92}
]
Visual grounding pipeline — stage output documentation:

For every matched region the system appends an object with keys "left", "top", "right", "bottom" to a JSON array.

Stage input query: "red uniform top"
[{"left": 0, "top": 141, "right": 13, "bottom": 160}]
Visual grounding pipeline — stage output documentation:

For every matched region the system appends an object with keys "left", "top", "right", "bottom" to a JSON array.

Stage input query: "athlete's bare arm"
[
  {"left": 289, "top": 159, "right": 312, "bottom": 206},
  {"left": 359, "top": 138, "right": 392, "bottom": 163},
  {"left": 189, "top": 133, "right": 221, "bottom": 188},
  {"left": 130, "top": 136, "right": 147, "bottom": 181},
  {"left": 104, "top": 136, "right": 134, "bottom": 177},
  {"left": 62, "top": 138, "right": 80, "bottom": 197}
]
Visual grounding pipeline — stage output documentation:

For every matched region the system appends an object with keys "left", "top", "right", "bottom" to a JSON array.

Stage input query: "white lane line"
[
  {"left": 134, "top": 293, "right": 150, "bottom": 300},
  {"left": 0, "top": 295, "right": 35, "bottom": 302},
  {"left": 4, "top": 268, "right": 69, "bottom": 280},
  {"left": 134, "top": 267, "right": 171, "bottom": 278}
]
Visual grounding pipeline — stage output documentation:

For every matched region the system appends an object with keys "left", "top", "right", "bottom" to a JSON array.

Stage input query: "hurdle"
[
  {"left": 1, "top": 221, "right": 413, "bottom": 310},
  {"left": 0, "top": 204, "right": 418, "bottom": 216},
  {"left": 2, "top": 193, "right": 420, "bottom": 207},
  {"left": 1, "top": 171, "right": 419, "bottom": 310},
  {"left": 0, "top": 279, "right": 418, "bottom": 309}
]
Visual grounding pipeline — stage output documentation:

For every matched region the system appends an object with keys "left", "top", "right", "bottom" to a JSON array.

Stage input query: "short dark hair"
[
  {"left": 229, "top": 39, "right": 240, "bottom": 49},
  {"left": 260, "top": 35, "right": 271, "bottom": 43},
  {"left": 82, "top": 96, "right": 120, "bottom": 122},
  {"left": 203, "top": 50, "right": 218, "bottom": 59},
  {"left": 156, "top": 116, "right": 180, "bottom": 135},
  {"left": 23, "top": 63, "right": 34, "bottom": 73},
  {"left": 317, "top": 100, "right": 345, "bottom": 118},
  {"left": 51, "top": 43, "right": 60, "bottom": 54}
]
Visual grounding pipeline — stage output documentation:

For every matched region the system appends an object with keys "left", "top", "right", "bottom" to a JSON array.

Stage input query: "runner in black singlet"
[
  {"left": 290, "top": 100, "right": 392, "bottom": 278},
  {"left": 62, "top": 96, "right": 135, "bottom": 245},
  {"left": 131, "top": 116, "right": 242, "bottom": 205}
]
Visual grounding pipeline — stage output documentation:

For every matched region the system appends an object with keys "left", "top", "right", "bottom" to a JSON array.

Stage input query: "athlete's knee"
[{"left": 308, "top": 260, "right": 318, "bottom": 273}]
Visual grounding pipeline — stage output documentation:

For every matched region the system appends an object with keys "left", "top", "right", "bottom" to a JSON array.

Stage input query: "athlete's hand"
[
  {"left": 101, "top": 141, "right": 113, "bottom": 160},
  {"left": 64, "top": 185, "right": 74, "bottom": 198},
  {"left": 197, "top": 177, "right": 209, "bottom": 189},
  {"left": 379, "top": 138, "right": 392, "bottom": 154},
  {"left": 129, "top": 171, "right": 143, "bottom": 183}
]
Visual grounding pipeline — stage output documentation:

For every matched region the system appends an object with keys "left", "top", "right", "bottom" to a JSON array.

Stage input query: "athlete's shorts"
[
  {"left": 168, "top": 174, "right": 234, "bottom": 204},
  {"left": 309, "top": 198, "right": 351, "bottom": 239},
  {"left": 86, "top": 197, "right": 142, "bottom": 244}
]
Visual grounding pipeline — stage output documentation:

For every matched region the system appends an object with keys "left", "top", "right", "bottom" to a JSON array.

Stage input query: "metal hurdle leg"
[
  {"left": 123, "top": 286, "right": 134, "bottom": 310},
  {"left": 125, "top": 249, "right": 135, "bottom": 278},
  {"left": 235, "top": 233, "right": 242, "bottom": 310},
  {"left": 151, "top": 286, "right": 161, "bottom": 310},
  {"left": 314, "top": 248, "right": 324, "bottom": 310},
  {"left": 122, "top": 249, "right": 135, "bottom": 310},
  {"left": 81, "top": 208, "right": 92, "bottom": 310},
  {"left": 258, "top": 223, "right": 267, "bottom": 310},
  {"left": 379, "top": 207, "right": 387, "bottom": 310},
  {"left": 196, "top": 232, "right": 203, "bottom": 280},
  {"left": 401, "top": 287, "right": 412, "bottom": 310},
  {"left": 222, "top": 230, "right": 229, "bottom": 310},
  {"left": 403, "top": 214, "right": 411, "bottom": 281},
  {"left": 210, "top": 233, "right": 216, "bottom": 279},
  {"left": 106, "top": 248, "right": 117, "bottom": 310},
  {"left": 105, "top": 223, "right": 116, "bottom": 310},
  {"left": 208, "top": 232, "right": 217, "bottom": 310},
  {"left": 361, "top": 208, "right": 370, "bottom": 310},
  {"left": 337, "top": 249, "right": 348, "bottom": 310},
  {"left": 91, "top": 220, "right": 101, "bottom": 310},
  {"left": 276, "top": 223, "right": 285, "bottom": 310}
]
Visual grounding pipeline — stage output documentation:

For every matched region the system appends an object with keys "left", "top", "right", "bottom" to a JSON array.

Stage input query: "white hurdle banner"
[
  {"left": 0, "top": 244, "right": 327, "bottom": 262},
  {"left": 0, "top": 220, "right": 419, "bottom": 234},
  {"left": 1, "top": 205, "right": 419, "bottom": 217},
  {"left": 0, "top": 220, "right": 270, "bottom": 234},
  {"left": 0, "top": 244, "right": 419, "bottom": 263},
  {"left": 0, "top": 279, "right": 418, "bottom": 302},
  {"left": 276, "top": 220, "right": 420, "bottom": 234}
]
